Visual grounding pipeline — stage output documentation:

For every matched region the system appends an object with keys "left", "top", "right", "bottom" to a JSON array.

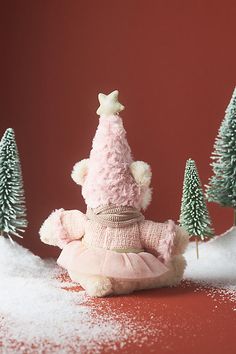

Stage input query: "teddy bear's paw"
[
  {"left": 167, "top": 254, "right": 187, "bottom": 286},
  {"left": 156, "top": 254, "right": 186, "bottom": 288},
  {"left": 110, "top": 278, "right": 137, "bottom": 295},
  {"left": 39, "top": 208, "right": 65, "bottom": 247},
  {"left": 85, "top": 275, "right": 113, "bottom": 297},
  {"left": 68, "top": 271, "right": 83, "bottom": 284},
  {"left": 136, "top": 255, "right": 186, "bottom": 290}
]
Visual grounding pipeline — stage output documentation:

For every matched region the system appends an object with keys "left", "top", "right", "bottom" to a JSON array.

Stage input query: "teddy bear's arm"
[
  {"left": 39, "top": 209, "right": 87, "bottom": 249},
  {"left": 139, "top": 220, "right": 177, "bottom": 263}
]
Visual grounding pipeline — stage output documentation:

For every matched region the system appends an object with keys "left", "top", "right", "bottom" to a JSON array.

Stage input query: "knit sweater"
[
  {"left": 49, "top": 208, "right": 175, "bottom": 260},
  {"left": 38, "top": 207, "right": 177, "bottom": 281}
]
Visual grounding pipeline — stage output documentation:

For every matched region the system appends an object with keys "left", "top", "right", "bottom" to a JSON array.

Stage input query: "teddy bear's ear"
[
  {"left": 71, "top": 159, "right": 89, "bottom": 186},
  {"left": 140, "top": 187, "right": 152, "bottom": 210},
  {"left": 130, "top": 161, "right": 152, "bottom": 186}
]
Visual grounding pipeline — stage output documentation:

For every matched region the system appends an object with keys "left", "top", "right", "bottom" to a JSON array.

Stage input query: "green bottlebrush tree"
[
  {"left": 206, "top": 87, "right": 236, "bottom": 224},
  {"left": 180, "top": 159, "right": 214, "bottom": 258},
  {"left": 0, "top": 128, "right": 27, "bottom": 241}
]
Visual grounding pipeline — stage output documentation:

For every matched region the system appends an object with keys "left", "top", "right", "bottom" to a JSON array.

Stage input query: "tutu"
[{"left": 57, "top": 240, "right": 169, "bottom": 280}]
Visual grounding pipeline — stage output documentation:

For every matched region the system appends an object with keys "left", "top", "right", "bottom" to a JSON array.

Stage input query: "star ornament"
[{"left": 96, "top": 90, "right": 125, "bottom": 116}]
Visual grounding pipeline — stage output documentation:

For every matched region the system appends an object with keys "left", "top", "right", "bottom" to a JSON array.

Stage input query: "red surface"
[
  {"left": 93, "top": 284, "right": 236, "bottom": 354},
  {"left": 2, "top": 280, "right": 236, "bottom": 354},
  {"left": 1, "top": 1, "right": 236, "bottom": 256}
]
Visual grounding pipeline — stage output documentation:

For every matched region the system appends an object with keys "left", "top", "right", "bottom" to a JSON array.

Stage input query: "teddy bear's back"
[{"left": 83, "top": 220, "right": 143, "bottom": 251}]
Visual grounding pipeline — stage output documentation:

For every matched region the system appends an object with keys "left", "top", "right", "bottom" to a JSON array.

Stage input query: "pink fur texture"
[{"left": 82, "top": 115, "right": 142, "bottom": 209}]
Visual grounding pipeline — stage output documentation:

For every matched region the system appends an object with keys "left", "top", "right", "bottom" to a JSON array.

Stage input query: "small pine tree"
[
  {"left": 206, "top": 87, "right": 236, "bottom": 224},
  {"left": 0, "top": 128, "right": 27, "bottom": 241},
  {"left": 180, "top": 159, "right": 214, "bottom": 258}
]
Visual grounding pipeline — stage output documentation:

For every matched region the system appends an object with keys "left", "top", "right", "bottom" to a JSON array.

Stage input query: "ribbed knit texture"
[{"left": 83, "top": 220, "right": 143, "bottom": 250}]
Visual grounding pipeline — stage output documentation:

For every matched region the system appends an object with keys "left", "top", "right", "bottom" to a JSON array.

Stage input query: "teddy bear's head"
[
  {"left": 71, "top": 90, "right": 152, "bottom": 211},
  {"left": 71, "top": 158, "right": 152, "bottom": 211}
]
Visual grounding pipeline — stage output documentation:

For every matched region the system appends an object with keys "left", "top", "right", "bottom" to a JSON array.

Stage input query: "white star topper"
[{"left": 96, "top": 90, "right": 125, "bottom": 116}]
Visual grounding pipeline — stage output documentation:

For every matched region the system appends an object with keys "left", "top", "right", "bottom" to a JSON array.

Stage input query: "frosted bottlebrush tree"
[
  {"left": 180, "top": 159, "right": 214, "bottom": 258},
  {"left": 206, "top": 87, "right": 236, "bottom": 224},
  {"left": 0, "top": 128, "right": 27, "bottom": 241}
]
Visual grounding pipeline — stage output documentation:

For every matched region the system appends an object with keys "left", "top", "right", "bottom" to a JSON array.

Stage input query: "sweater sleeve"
[
  {"left": 139, "top": 219, "right": 176, "bottom": 263},
  {"left": 39, "top": 209, "right": 87, "bottom": 249}
]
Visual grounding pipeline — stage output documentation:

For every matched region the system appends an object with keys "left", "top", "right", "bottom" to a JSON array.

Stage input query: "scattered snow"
[{"left": 0, "top": 237, "right": 160, "bottom": 353}]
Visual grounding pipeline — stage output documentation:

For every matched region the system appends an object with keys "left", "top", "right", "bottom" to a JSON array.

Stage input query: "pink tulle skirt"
[{"left": 57, "top": 240, "right": 169, "bottom": 280}]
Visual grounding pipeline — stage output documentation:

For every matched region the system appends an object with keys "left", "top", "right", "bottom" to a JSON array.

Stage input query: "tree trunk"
[{"left": 195, "top": 237, "right": 199, "bottom": 259}]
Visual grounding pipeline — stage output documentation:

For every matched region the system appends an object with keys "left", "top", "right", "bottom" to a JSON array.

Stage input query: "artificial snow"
[
  {"left": 184, "top": 226, "right": 236, "bottom": 287},
  {"left": 184, "top": 226, "right": 236, "bottom": 307},
  {"left": 0, "top": 237, "right": 159, "bottom": 353}
]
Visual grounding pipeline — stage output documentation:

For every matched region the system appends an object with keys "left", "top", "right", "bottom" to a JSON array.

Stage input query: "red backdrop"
[{"left": 1, "top": 0, "right": 236, "bottom": 258}]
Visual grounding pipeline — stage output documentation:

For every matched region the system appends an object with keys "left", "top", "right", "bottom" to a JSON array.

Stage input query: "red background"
[{"left": 1, "top": 0, "right": 236, "bottom": 258}]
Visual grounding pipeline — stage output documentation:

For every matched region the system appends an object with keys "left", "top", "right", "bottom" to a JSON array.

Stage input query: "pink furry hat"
[{"left": 71, "top": 90, "right": 152, "bottom": 210}]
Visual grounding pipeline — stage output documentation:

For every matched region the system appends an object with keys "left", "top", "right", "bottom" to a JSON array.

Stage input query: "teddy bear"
[{"left": 39, "top": 90, "right": 189, "bottom": 297}]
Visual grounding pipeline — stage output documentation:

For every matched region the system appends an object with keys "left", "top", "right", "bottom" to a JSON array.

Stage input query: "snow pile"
[
  {"left": 0, "top": 237, "right": 159, "bottom": 353},
  {"left": 0, "top": 237, "right": 56, "bottom": 278},
  {"left": 184, "top": 227, "right": 236, "bottom": 287}
]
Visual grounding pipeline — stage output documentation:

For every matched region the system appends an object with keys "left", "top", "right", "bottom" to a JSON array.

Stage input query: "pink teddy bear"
[{"left": 40, "top": 90, "right": 188, "bottom": 297}]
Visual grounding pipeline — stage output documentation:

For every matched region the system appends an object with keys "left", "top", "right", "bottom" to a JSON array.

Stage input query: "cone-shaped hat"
[{"left": 82, "top": 90, "right": 140, "bottom": 208}]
